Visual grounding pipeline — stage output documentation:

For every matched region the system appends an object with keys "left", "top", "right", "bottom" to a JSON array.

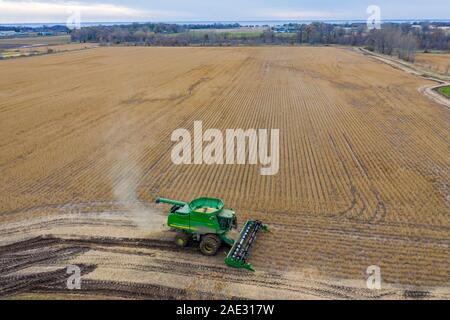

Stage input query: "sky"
[{"left": 0, "top": 0, "right": 448, "bottom": 24}]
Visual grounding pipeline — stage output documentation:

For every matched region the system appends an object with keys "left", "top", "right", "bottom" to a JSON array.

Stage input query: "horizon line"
[{"left": 1, "top": 18, "right": 450, "bottom": 26}]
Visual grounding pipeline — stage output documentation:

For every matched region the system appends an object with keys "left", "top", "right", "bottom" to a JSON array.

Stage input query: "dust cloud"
[{"left": 106, "top": 117, "right": 165, "bottom": 233}]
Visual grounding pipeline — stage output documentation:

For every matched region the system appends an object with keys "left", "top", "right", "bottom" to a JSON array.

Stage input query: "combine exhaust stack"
[{"left": 225, "top": 220, "right": 268, "bottom": 272}]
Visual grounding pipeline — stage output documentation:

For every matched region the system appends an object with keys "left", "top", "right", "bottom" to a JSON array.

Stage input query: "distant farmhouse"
[{"left": 0, "top": 31, "right": 28, "bottom": 38}]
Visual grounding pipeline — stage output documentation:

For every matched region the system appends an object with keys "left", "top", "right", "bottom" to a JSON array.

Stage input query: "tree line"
[{"left": 70, "top": 22, "right": 450, "bottom": 62}]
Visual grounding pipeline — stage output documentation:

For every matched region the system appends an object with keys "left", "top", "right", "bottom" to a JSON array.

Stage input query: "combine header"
[{"left": 156, "top": 197, "right": 268, "bottom": 271}]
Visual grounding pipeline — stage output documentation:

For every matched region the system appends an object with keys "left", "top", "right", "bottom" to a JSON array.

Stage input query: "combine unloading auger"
[{"left": 156, "top": 197, "right": 268, "bottom": 271}]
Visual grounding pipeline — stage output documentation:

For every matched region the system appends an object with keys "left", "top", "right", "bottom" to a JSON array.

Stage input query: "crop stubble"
[{"left": 0, "top": 46, "right": 448, "bottom": 298}]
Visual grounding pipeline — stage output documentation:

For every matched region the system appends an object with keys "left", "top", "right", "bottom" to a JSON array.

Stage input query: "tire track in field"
[{"left": 2, "top": 203, "right": 443, "bottom": 299}]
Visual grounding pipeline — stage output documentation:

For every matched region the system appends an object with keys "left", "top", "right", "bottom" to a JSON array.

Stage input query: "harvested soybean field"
[
  {"left": 0, "top": 46, "right": 449, "bottom": 299},
  {"left": 0, "top": 35, "right": 71, "bottom": 49},
  {"left": 415, "top": 52, "right": 450, "bottom": 75}
]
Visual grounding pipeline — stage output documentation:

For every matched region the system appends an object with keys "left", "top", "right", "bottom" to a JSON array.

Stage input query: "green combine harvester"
[{"left": 155, "top": 197, "right": 268, "bottom": 271}]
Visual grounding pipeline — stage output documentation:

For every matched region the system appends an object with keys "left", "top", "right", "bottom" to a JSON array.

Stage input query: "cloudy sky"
[{"left": 0, "top": 0, "right": 448, "bottom": 23}]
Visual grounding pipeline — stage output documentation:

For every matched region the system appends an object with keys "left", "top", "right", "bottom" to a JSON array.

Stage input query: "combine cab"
[{"left": 156, "top": 197, "right": 268, "bottom": 271}]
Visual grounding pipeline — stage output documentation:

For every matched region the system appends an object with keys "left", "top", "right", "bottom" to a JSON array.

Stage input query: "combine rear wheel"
[
  {"left": 200, "top": 234, "right": 221, "bottom": 256},
  {"left": 174, "top": 232, "right": 190, "bottom": 247}
]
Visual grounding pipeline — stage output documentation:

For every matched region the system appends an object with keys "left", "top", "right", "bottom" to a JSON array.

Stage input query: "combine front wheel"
[{"left": 200, "top": 234, "right": 220, "bottom": 256}]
